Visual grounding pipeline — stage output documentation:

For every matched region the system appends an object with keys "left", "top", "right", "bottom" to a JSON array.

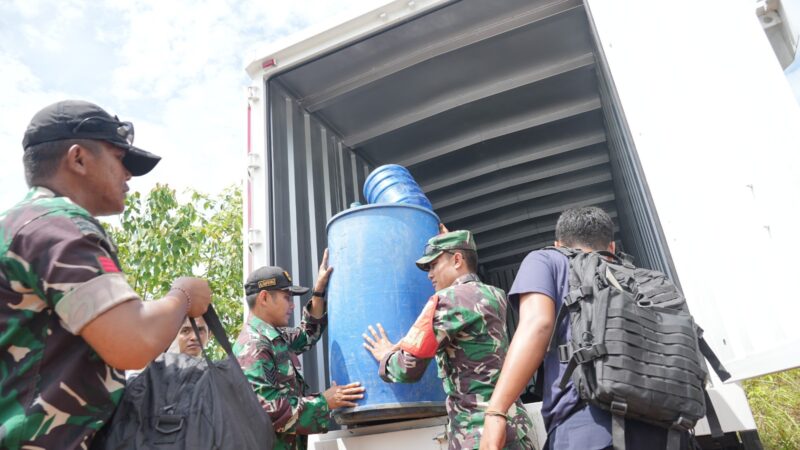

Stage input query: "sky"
[
  {"left": 0, "top": 0, "right": 385, "bottom": 208},
  {"left": 1, "top": 0, "right": 800, "bottom": 211}
]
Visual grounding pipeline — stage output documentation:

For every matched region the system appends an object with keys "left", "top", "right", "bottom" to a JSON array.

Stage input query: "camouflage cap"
[{"left": 415, "top": 230, "right": 477, "bottom": 271}]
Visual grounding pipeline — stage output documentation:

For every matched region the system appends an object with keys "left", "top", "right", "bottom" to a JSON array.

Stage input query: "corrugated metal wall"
[
  {"left": 267, "top": 81, "right": 372, "bottom": 392},
  {"left": 259, "top": 0, "right": 679, "bottom": 395},
  {"left": 487, "top": 264, "right": 520, "bottom": 294}
]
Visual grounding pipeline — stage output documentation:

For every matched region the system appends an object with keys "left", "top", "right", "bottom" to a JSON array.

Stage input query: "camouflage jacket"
[
  {"left": 380, "top": 273, "right": 534, "bottom": 450},
  {"left": 234, "top": 305, "right": 329, "bottom": 450},
  {"left": 0, "top": 187, "right": 138, "bottom": 449}
]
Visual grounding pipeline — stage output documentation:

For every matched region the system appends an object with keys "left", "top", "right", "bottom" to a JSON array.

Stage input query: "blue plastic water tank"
[
  {"left": 326, "top": 203, "right": 446, "bottom": 424},
  {"left": 362, "top": 164, "right": 433, "bottom": 210}
]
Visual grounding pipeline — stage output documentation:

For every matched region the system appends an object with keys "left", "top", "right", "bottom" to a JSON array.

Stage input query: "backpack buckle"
[
  {"left": 672, "top": 415, "right": 694, "bottom": 432},
  {"left": 610, "top": 400, "right": 627, "bottom": 415},
  {"left": 573, "top": 343, "right": 607, "bottom": 364},
  {"left": 565, "top": 286, "right": 593, "bottom": 306},
  {"left": 155, "top": 416, "right": 184, "bottom": 434},
  {"left": 153, "top": 415, "right": 184, "bottom": 445},
  {"left": 558, "top": 344, "right": 572, "bottom": 363}
]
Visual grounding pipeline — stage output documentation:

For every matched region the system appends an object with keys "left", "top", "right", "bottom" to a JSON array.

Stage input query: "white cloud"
[
  {"left": 10, "top": 0, "right": 41, "bottom": 18},
  {"left": 0, "top": 0, "right": 388, "bottom": 211},
  {"left": 0, "top": 50, "right": 70, "bottom": 208},
  {"left": 20, "top": 24, "right": 63, "bottom": 52}
]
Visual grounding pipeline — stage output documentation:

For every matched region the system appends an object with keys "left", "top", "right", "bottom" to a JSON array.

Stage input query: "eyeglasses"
[
  {"left": 72, "top": 115, "right": 135, "bottom": 146},
  {"left": 423, "top": 244, "right": 443, "bottom": 256},
  {"left": 424, "top": 244, "right": 458, "bottom": 257}
]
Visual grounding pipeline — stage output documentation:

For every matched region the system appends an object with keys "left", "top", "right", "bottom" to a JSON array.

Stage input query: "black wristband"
[{"left": 312, "top": 290, "right": 326, "bottom": 298}]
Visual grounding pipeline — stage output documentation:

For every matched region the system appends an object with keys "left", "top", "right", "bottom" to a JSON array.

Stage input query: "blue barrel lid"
[
  {"left": 362, "top": 164, "right": 411, "bottom": 195},
  {"left": 326, "top": 202, "right": 440, "bottom": 233}
]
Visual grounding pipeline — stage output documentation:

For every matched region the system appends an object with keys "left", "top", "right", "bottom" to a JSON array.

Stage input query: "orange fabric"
[{"left": 399, "top": 295, "right": 439, "bottom": 358}]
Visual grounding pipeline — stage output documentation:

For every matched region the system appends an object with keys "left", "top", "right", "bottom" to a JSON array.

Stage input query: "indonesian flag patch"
[
  {"left": 97, "top": 256, "right": 121, "bottom": 273},
  {"left": 399, "top": 295, "right": 439, "bottom": 358}
]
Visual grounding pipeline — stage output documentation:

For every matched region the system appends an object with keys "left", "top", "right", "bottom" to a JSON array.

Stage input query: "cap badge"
[{"left": 258, "top": 278, "right": 277, "bottom": 288}]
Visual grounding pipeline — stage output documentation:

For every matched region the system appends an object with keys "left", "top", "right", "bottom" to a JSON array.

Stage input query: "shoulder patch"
[
  {"left": 97, "top": 256, "right": 120, "bottom": 273},
  {"left": 399, "top": 295, "right": 439, "bottom": 358}
]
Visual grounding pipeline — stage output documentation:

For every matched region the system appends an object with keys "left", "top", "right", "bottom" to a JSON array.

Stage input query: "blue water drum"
[
  {"left": 363, "top": 164, "right": 433, "bottom": 210},
  {"left": 326, "top": 203, "right": 446, "bottom": 424}
]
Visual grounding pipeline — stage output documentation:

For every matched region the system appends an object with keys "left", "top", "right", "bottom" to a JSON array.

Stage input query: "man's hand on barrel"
[
  {"left": 310, "top": 248, "right": 333, "bottom": 318},
  {"left": 323, "top": 381, "right": 365, "bottom": 409},
  {"left": 362, "top": 323, "right": 400, "bottom": 362},
  {"left": 314, "top": 248, "right": 333, "bottom": 294}
]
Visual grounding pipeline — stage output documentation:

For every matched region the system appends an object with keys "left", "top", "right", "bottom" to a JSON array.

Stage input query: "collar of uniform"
[
  {"left": 26, "top": 186, "right": 83, "bottom": 210},
  {"left": 452, "top": 272, "right": 480, "bottom": 286},
  {"left": 247, "top": 314, "right": 283, "bottom": 342},
  {"left": 26, "top": 186, "right": 58, "bottom": 201}
]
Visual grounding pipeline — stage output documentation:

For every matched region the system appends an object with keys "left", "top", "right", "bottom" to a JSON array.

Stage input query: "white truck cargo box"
[{"left": 243, "top": 1, "right": 800, "bottom": 447}]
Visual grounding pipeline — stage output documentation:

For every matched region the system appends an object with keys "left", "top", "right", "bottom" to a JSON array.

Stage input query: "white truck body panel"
[{"left": 587, "top": 0, "right": 800, "bottom": 381}]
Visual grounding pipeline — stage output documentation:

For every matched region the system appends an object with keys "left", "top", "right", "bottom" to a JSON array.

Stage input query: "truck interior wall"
[
  {"left": 268, "top": 81, "right": 372, "bottom": 392},
  {"left": 262, "top": 0, "right": 681, "bottom": 396}
]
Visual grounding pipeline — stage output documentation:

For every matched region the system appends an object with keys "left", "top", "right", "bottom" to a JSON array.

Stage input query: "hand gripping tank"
[{"left": 326, "top": 203, "right": 446, "bottom": 425}]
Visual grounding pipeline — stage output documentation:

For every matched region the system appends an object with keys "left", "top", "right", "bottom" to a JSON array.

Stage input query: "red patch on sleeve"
[
  {"left": 399, "top": 295, "right": 439, "bottom": 358},
  {"left": 97, "top": 256, "right": 120, "bottom": 273}
]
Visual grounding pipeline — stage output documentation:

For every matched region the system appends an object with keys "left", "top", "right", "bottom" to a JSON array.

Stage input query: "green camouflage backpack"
[{"left": 548, "top": 247, "right": 731, "bottom": 450}]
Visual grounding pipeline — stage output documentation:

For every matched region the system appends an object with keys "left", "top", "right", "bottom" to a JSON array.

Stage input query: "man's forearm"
[
  {"left": 261, "top": 393, "right": 330, "bottom": 435},
  {"left": 136, "top": 294, "right": 195, "bottom": 358},
  {"left": 379, "top": 350, "right": 430, "bottom": 383},
  {"left": 81, "top": 294, "right": 189, "bottom": 370},
  {"left": 309, "top": 295, "right": 325, "bottom": 319}
]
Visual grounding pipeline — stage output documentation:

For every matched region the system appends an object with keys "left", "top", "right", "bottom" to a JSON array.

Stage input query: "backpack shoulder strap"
[
  {"left": 191, "top": 305, "right": 236, "bottom": 361},
  {"left": 698, "top": 333, "right": 732, "bottom": 381},
  {"left": 543, "top": 245, "right": 578, "bottom": 258}
]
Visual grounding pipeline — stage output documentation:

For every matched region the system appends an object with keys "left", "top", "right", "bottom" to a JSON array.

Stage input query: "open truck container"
[{"left": 243, "top": 0, "right": 800, "bottom": 448}]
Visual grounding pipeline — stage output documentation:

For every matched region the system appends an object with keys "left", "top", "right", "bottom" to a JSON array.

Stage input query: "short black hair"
[
  {"left": 448, "top": 249, "right": 478, "bottom": 273},
  {"left": 23, "top": 139, "right": 101, "bottom": 186},
  {"left": 246, "top": 293, "right": 258, "bottom": 309},
  {"left": 555, "top": 206, "right": 614, "bottom": 251}
]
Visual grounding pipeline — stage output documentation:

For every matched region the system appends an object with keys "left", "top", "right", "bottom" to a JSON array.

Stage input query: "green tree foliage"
[
  {"left": 106, "top": 184, "right": 244, "bottom": 359},
  {"left": 744, "top": 368, "right": 800, "bottom": 450}
]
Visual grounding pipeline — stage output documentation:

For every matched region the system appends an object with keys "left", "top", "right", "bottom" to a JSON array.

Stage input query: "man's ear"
[
  {"left": 257, "top": 290, "right": 270, "bottom": 307},
  {"left": 452, "top": 251, "right": 464, "bottom": 269},
  {"left": 65, "top": 144, "right": 90, "bottom": 175}
]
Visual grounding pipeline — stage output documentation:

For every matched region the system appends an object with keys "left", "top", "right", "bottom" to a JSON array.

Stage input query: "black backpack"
[
  {"left": 548, "top": 247, "right": 730, "bottom": 450},
  {"left": 91, "top": 306, "right": 275, "bottom": 449}
]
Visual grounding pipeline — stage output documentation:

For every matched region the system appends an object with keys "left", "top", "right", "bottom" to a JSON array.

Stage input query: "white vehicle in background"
[{"left": 242, "top": 1, "right": 800, "bottom": 448}]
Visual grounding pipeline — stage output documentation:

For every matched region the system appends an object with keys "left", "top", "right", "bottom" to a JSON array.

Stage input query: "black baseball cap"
[
  {"left": 22, "top": 100, "right": 161, "bottom": 176},
  {"left": 245, "top": 266, "right": 309, "bottom": 296}
]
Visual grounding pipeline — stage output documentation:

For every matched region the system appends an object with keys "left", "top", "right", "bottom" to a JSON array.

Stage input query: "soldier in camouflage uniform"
[
  {"left": 0, "top": 100, "right": 212, "bottom": 449},
  {"left": 363, "top": 230, "right": 535, "bottom": 450},
  {"left": 234, "top": 252, "right": 365, "bottom": 450}
]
